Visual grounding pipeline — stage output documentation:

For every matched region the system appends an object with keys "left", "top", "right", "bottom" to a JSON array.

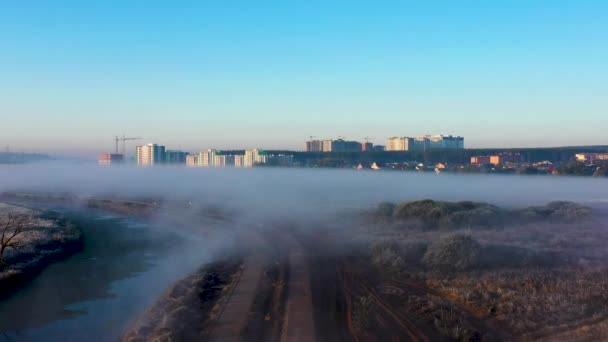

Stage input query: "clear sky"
[{"left": 0, "top": 1, "right": 606, "bottom": 155}]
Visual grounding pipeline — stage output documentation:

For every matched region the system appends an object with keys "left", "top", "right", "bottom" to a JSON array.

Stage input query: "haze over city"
[{"left": 1, "top": 1, "right": 607, "bottom": 155}]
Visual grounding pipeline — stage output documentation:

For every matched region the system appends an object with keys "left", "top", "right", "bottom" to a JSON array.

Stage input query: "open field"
[{"left": 2, "top": 192, "right": 608, "bottom": 341}]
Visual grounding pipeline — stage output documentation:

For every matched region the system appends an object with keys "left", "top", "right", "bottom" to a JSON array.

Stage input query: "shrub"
[
  {"left": 370, "top": 240, "right": 405, "bottom": 270},
  {"left": 422, "top": 234, "right": 482, "bottom": 272},
  {"left": 512, "top": 201, "right": 591, "bottom": 223},
  {"left": 352, "top": 295, "right": 375, "bottom": 332},
  {"left": 393, "top": 199, "right": 504, "bottom": 229},
  {"left": 547, "top": 201, "right": 592, "bottom": 221},
  {"left": 370, "top": 240, "right": 427, "bottom": 271}
]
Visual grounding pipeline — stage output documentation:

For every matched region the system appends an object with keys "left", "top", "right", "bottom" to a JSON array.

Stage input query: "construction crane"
[{"left": 114, "top": 135, "right": 142, "bottom": 155}]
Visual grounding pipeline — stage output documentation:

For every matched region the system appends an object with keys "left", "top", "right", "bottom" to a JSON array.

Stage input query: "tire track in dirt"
[{"left": 279, "top": 234, "right": 316, "bottom": 342}]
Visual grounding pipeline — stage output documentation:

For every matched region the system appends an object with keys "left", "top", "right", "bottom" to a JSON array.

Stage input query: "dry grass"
[{"left": 427, "top": 266, "right": 608, "bottom": 337}]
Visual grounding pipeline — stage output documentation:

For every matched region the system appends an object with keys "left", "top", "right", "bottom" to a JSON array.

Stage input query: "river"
[{"left": 0, "top": 209, "right": 210, "bottom": 342}]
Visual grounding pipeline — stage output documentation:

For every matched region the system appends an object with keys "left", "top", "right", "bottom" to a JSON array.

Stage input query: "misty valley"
[{"left": 0, "top": 167, "right": 607, "bottom": 342}]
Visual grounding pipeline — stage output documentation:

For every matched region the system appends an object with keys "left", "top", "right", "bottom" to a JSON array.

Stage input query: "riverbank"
[{"left": 0, "top": 204, "right": 83, "bottom": 299}]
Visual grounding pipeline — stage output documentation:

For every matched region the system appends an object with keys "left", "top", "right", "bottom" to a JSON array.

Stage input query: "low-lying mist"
[{"left": 2, "top": 162, "right": 607, "bottom": 218}]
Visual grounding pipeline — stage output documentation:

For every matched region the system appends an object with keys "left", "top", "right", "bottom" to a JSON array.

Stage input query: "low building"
[
  {"left": 490, "top": 153, "right": 522, "bottom": 165},
  {"left": 471, "top": 156, "right": 491, "bottom": 165},
  {"left": 98, "top": 153, "right": 124, "bottom": 165},
  {"left": 575, "top": 153, "right": 608, "bottom": 163}
]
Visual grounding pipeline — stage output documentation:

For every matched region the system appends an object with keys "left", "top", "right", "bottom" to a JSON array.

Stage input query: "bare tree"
[{"left": 0, "top": 212, "right": 34, "bottom": 267}]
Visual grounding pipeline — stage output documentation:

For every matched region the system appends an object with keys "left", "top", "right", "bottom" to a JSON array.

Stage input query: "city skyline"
[{"left": 1, "top": 1, "right": 607, "bottom": 155}]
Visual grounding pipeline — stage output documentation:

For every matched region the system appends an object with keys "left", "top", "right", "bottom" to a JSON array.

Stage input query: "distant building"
[
  {"left": 575, "top": 153, "right": 608, "bottom": 163},
  {"left": 186, "top": 154, "right": 198, "bottom": 167},
  {"left": 306, "top": 140, "right": 323, "bottom": 152},
  {"left": 213, "top": 154, "right": 226, "bottom": 167},
  {"left": 331, "top": 139, "right": 362, "bottom": 152},
  {"left": 165, "top": 150, "right": 188, "bottom": 164},
  {"left": 373, "top": 145, "right": 385, "bottom": 152},
  {"left": 322, "top": 140, "right": 333, "bottom": 152},
  {"left": 306, "top": 139, "right": 355, "bottom": 152},
  {"left": 362, "top": 142, "right": 374, "bottom": 151},
  {"left": 234, "top": 155, "right": 245, "bottom": 168},
  {"left": 387, "top": 135, "right": 464, "bottom": 151},
  {"left": 490, "top": 153, "right": 522, "bottom": 165},
  {"left": 471, "top": 153, "right": 522, "bottom": 166},
  {"left": 471, "top": 156, "right": 491, "bottom": 165},
  {"left": 244, "top": 149, "right": 268, "bottom": 167},
  {"left": 136, "top": 144, "right": 165, "bottom": 166},
  {"left": 225, "top": 155, "right": 236, "bottom": 167},
  {"left": 425, "top": 135, "right": 464, "bottom": 149},
  {"left": 98, "top": 153, "right": 124, "bottom": 165},
  {"left": 197, "top": 150, "right": 216, "bottom": 167}
]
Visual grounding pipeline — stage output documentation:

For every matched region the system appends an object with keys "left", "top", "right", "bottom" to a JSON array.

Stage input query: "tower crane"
[{"left": 114, "top": 135, "right": 142, "bottom": 155}]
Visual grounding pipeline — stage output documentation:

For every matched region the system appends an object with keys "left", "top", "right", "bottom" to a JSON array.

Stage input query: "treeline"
[{"left": 268, "top": 146, "right": 608, "bottom": 167}]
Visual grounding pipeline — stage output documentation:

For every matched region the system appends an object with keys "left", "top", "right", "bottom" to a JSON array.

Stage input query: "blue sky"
[{"left": 0, "top": 1, "right": 606, "bottom": 154}]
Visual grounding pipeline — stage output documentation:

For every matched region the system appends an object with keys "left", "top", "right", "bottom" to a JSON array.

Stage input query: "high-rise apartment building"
[
  {"left": 234, "top": 155, "right": 244, "bottom": 168},
  {"left": 186, "top": 154, "right": 198, "bottom": 167},
  {"left": 213, "top": 154, "right": 227, "bottom": 167},
  {"left": 136, "top": 144, "right": 165, "bottom": 165},
  {"left": 322, "top": 140, "right": 333, "bottom": 152},
  {"left": 386, "top": 135, "right": 464, "bottom": 151},
  {"left": 306, "top": 140, "right": 323, "bottom": 152},
  {"left": 165, "top": 150, "right": 188, "bottom": 164},
  {"left": 331, "top": 139, "right": 362, "bottom": 152},
  {"left": 244, "top": 149, "right": 268, "bottom": 167},
  {"left": 197, "top": 150, "right": 216, "bottom": 167}
]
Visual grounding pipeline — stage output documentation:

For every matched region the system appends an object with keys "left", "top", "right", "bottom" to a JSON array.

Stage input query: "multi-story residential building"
[
  {"left": 225, "top": 155, "right": 235, "bottom": 167},
  {"left": 136, "top": 144, "right": 165, "bottom": 166},
  {"left": 165, "top": 150, "right": 188, "bottom": 164},
  {"left": 186, "top": 154, "right": 198, "bottom": 167},
  {"left": 197, "top": 149, "right": 216, "bottom": 167},
  {"left": 213, "top": 154, "right": 227, "bottom": 167},
  {"left": 98, "top": 153, "right": 124, "bottom": 165},
  {"left": 386, "top": 137, "right": 415, "bottom": 151},
  {"left": 306, "top": 140, "right": 323, "bottom": 152},
  {"left": 425, "top": 135, "right": 465, "bottom": 149},
  {"left": 362, "top": 142, "right": 374, "bottom": 151},
  {"left": 331, "top": 139, "right": 362, "bottom": 152},
  {"left": 234, "top": 155, "right": 245, "bottom": 168},
  {"left": 305, "top": 139, "right": 335, "bottom": 152},
  {"left": 244, "top": 149, "right": 268, "bottom": 167},
  {"left": 387, "top": 135, "right": 464, "bottom": 151}
]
